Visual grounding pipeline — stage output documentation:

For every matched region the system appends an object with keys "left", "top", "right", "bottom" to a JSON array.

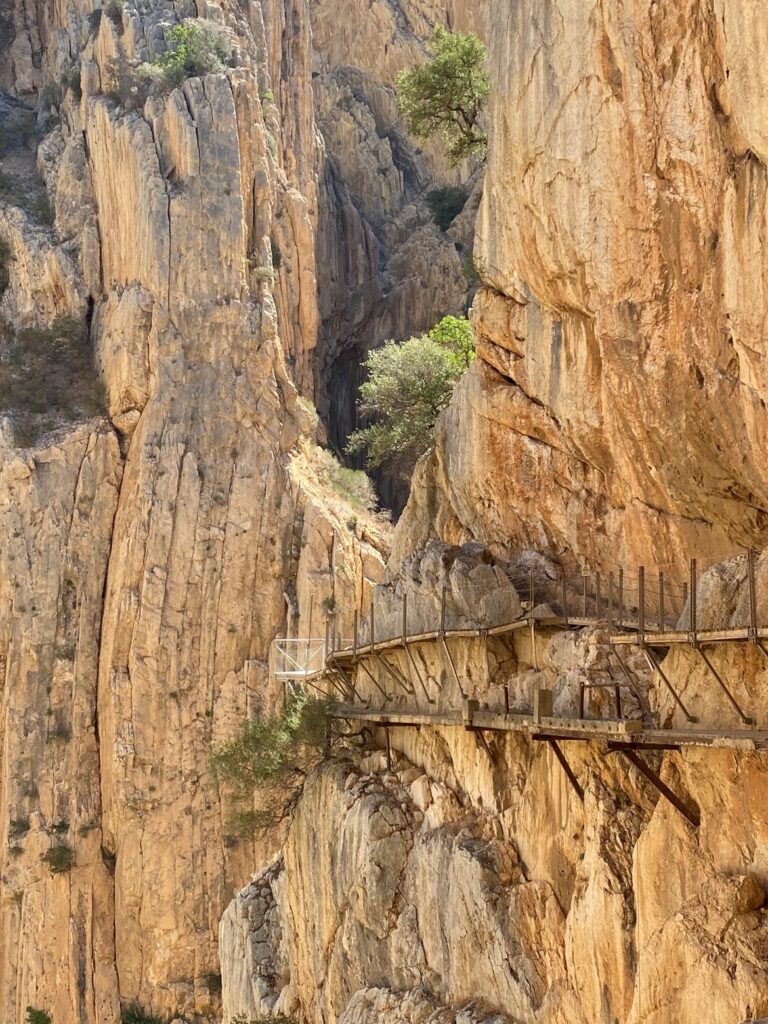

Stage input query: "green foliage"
[
  {"left": 25, "top": 1009, "right": 51, "bottom": 1024},
  {"left": 203, "top": 971, "right": 222, "bottom": 993},
  {"left": 396, "top": 26, "right": 489, "bottom": 163},
  {"left": 42, "top": 843, "right": 74, "bottom": 874},
  {"left": 426, "top": 186, "right": 468, "bottom": 230},
  {"left": 60, "top": 61, "right": 83, "bottom": 100},
  {"left": 270, "top": 236, "right": 282, "bottom": 269},
  {"left": 0, "top": 316, "right": 106, "bottom": 447},
  {"left": 9, "top": 817, "right": 30, "bottom": 838},
  {"left": 106, "top": 18, "right": 234, "bottom": 108},
  {"left": 427, "top": 314, "right": 476, "bottom": 370},
  {"left": 141, "top": 18, "right": 234, "bottom": 93},
  {"left": 210, "top": 691, "right": 334, "bottom": 836},
  {"left": 311, "top": 446, "right": 378, "bottom": 512},
  {"left": 121, "top": 1006, "right": 164, "bottom": 1024},
  {"left": 104, "top": 0, "right": 124, "bottom": 29},
  {"left": 346, "top": 316, "right": 475, "bottom": 469},
  {"left": 232, "top": 1016, "right": 298, "bottom": 1024}
]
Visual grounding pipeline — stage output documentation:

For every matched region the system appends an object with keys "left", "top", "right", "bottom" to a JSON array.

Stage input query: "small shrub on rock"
[
  {"left": 42, "top": 843, "right": 74, "bottom": 874},
  {"left": 427, "top": 186, "right": 468, "bottom": 230},
  {"left": 25, "top": 1009, "right": 51, "bottom": 1024},
  {"left": 141, "top": 18, "right": 234, "bottom": 94}
]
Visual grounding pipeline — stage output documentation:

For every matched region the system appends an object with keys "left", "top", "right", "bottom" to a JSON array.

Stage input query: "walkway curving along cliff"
[{"left": 270, "top": 550, "right": 768, "bottom": 825}]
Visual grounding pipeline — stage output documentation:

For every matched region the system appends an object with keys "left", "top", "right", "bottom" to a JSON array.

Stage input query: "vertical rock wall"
[{"left": 397, "top": 0, "right": 768, "bottom": 575}]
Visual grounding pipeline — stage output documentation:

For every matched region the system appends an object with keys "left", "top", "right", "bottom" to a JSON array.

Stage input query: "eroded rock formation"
[
  {"left": 397, "top": 0, "right": 768, "bottom": 575},
  {"left": 0, "top": 0, "right": 482, "bottom": 1020},
  {"left": 222, "top": 551, "right": 768, "bottom": 1024}
]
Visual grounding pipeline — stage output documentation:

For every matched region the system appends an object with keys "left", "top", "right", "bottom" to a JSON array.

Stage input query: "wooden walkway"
[
  {"left": 272, "top": 550, "right": 768, "bottom": 825},
  {"left": 331, "top": 704, "right": 768, "bottom": 751}
]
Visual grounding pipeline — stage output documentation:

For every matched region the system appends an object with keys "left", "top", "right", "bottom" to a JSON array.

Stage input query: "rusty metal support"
[
  {"left": 639, "top": 565, "right": 645, "bottom": 643},
  {"left": 689, "top": 558, "right": 698, "bottom": 642},
  {"left": 608, "top": 648, "right": 647, "bottom": 710},
  {"left": 694, "top": 646, "right": 754, "bottom": 725},
  {"left": 596, "top": 572, "right": 602, "bottom": 620},
  {"left": 618, "top": 568, "right": 624, "bottom": 626},
  {"left": 402, "top": 594, "right": 433, "bottom": 704},
  {"left": 504, "top": 682, "right": 510, "bottom": 716},
  {"left": 608, "top": 573, "right": 615, "bottom": 627},
  {"left": 374, "top": 651, "right": 414, "bottom": 697},
  {"left": 614, "top": 748, "right": 700, "bottom": 827},
  {"left": 440, "top": 636, "right": 468, "bottom": 699},
  {"left": 642, "top": 646, "right": 697, "bottom": 722},
  {"left": 546, "top": 739, "right": 584, "bottom": 802},
  {"left": 385, "top": 726, "right": 392, "bottom": 771},
  {"left": 356, "top": 651, "right": 390, "bottom": 701},
  {"left": 658, "top": 572, "right": 665, "bottom": 631},
  {"left": 582, "top": 573, "right": 588, "bottom": 618},
  {"left": 470, "top": 727, "right": 495, "bottom": 764}
]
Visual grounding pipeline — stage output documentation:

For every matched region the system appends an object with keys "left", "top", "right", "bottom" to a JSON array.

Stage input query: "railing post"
[
  {"left": 607, "top": 572, "right": 615, "bottom": 628},
  {"left": 582, "top": 572, "right": 587, "bottom": 619},
  {"left": 658, "top": 572, "right": 665, "bottom": 631},
  {"left": 689, "top": 558, "right": 697, "bottom": 642},
  {"left": 353, "top": 609, "right": 358, "bottom": 657},
  {"left": 440, "top": 585, "right": 447, "bottom": 635},
  {"left": 528, "top": 570, "right": 535, "bottom": 612},
  {"left": 748, "top": 548, "right": 758, "bottom": 639},
  {"left": 370, "top": 591, "right": 376, "bottom": 649},
  {"left": 595, "top": 572, "right": 602, "bottom": 620},
  {"left": 618, "top": 567, "right": 624, "bottom": 626},
  {"left": 639, "top": 566, "right": 645, "bottom": 646},
  {"left": 561, "top": 572, "right": 569, "bottom": 626},
  {"left": 324, "top": 615, "right": 330, "bottom": 670}
]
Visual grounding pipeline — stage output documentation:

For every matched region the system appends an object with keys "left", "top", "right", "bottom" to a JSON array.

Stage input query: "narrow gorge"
[{"left": 0, "top": 2, "right": 767, "bottom": 1024}]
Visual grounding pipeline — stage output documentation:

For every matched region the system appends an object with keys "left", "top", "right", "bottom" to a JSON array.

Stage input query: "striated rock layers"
[
  {"left": 222, "top": 552, "right": 768, "bottom": 1024},
  {"left": 397, "top": 0, "right": 768, "bottom": 576}
]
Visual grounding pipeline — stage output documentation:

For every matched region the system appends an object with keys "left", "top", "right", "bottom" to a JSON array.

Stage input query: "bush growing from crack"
[
  {"left": 42, "top": 843, "right": 74, "bottom": 874},
  {"left": 209, "top": 691, "right": 336, "bottom": 836},
  {"left": 106, "top": 18, "right": 234, "bottom": 108},
  {"left": 346, "top": 315, "right": 475, "bottom": 470},
  {"left": 427, "top": 186, "right": 468, "bottom": 230},
  {"left": 25, "top": 1009, "right": 51, "bottom": 1024}
]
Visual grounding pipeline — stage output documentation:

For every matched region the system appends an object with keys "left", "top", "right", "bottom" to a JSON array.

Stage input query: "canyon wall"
[
  {"left": 397, "top": 0, "right": 768, "bottom": 577},
  {"left": 222, "top": 2, "right": 768, "bottom": 1023},
  {"left": 0, "top": 0, "right": 485, "bottom": 1020},
  {"left": 222, "top": 549, "right": 768, "bottom": 1024}
]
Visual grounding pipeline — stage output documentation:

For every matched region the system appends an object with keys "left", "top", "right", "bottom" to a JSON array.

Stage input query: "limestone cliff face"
[
  {"left": 311, "top": 0, "right": 484, "bottom": 452},
  {"left": 0, "top": 0, "right": 486, "bottom": 1019},
  {"left": 221, "top": 551, "right": 768, "bottom": 1024},
  {"left": 397, "top": 0, "right": 768, "bottom": 575},
  {"left": 0, "top": 0, "right": 400, "bottom": 1020}
]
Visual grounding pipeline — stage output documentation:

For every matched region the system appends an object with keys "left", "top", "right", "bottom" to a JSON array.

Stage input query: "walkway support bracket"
[
  {"left": 611, "top": 747, "right": 700, "bottom": 828},
  {"left": 642, "top": 646, "right": 697, "bottom": 723},
  {"left": 692, "top": 644, "right": 754, "bottom": 725},
  {"left": 544, "top": 738, "right": 584, "bottom": 802}
]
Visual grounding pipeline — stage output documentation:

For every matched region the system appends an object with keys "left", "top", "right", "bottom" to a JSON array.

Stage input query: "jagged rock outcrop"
[
  {"left": 397, "top": 0, "right": 768, "bottom": 575},
  {"left": 222, "top": 555, "right": 768, "bottom": 1024},
  {"left": 0, "top": 0, "right": 487, "bottom": 1019}
]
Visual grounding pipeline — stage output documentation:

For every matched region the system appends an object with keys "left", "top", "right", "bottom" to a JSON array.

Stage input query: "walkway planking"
[{"left": 331, "top": 704, "right": 768, "bottom": 751}]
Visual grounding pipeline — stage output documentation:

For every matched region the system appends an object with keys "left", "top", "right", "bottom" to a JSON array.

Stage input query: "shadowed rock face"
[{"left": 396, "top": 0, "right": 768, "bottom": 575}]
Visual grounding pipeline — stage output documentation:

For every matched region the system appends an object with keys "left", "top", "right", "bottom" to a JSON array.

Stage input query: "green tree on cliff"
[
  {"left": 346, "top": 316, "right": 475, "bottom": 470},
  {"left": 209, "top": 691, "right": 335, "bottom": 836},
  {"left": 396, "top": 26, "right": 489, "bottom": 163}
]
